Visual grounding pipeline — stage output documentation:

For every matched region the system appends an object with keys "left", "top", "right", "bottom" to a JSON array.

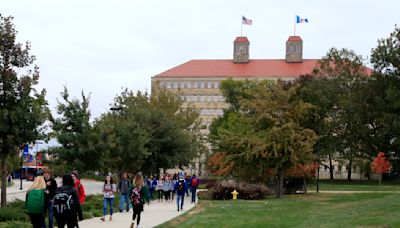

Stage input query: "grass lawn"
[
  {"left": 159, "top": 193, "right": 400, "bottom": 228},
  {"left": 310, "top": 179, "right": 400, "bottom": 191}
]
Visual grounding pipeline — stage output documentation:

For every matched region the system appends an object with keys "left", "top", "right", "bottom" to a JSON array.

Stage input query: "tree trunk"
[
  {"left": 1, "top": 158, "right": 7, "bottom": 207},
  {"left": 347, "top": 159, "right": 352, "bottom": 182},
  {"left": 379, "top": 173, "right": 382, "bottom": 185},
  {"left": 329, "top": 154, "right": 334, "bottom": 180},
  {"left": 276, "top": 169, "right": 284, "bottom": 198},
  {"left": 303, "top": 177, "right": 308, "bottom": 194}
]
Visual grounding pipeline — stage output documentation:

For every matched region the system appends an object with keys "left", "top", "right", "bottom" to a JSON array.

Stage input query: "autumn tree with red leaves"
[{"left": 371, "top": 152, "right": 390, "bottom": 184}]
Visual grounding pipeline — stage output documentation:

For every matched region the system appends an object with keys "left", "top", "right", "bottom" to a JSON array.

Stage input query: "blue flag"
[
  {"left": 27, "top": 154, "right": 33, "bottom": 162},
  {"left": 23, "top": 144, "right": 29, "bottom": 156},
  {"left": 296, "top": 15, "right": 309, "bottom": 23}
]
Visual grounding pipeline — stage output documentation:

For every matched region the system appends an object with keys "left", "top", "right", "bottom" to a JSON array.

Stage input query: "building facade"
[{"left": 151, "top": 36, "right": 369, "bottom": 179}]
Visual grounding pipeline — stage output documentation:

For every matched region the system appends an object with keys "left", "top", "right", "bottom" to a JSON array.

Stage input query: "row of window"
[
  {"left": 181, "top": 95, "right": 225, "bottom": 103},
  {"left": 160, "top": 81, "right": 220, "bottom": 89},
  {"left": 199, "top": 108, "right": 224, "bottom": 116},
  {"left": 323, "top": 165, "right": 359, "bottom": 173}
]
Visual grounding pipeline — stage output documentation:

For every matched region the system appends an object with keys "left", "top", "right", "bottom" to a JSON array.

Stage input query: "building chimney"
[
  {"left": 233, "top": 36, "right": 250, "bottom": 63},
  {"left": 286, "top": 36, "right": 303, "bottom": 63}
]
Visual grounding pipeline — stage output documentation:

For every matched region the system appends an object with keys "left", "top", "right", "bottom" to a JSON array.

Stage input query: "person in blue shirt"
[{"left": 174, "top": 173, "right": 188, "bottom": 211}]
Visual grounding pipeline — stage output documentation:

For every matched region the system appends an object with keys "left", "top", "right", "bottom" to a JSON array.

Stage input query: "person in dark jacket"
[
  {"left": 118, "top": 172, "right": 132, "bottom": 212},
  {"left": 44, "top": 170, "right": 57, "bottom": 228},
  {"left": 174, "top": 173, "right": 188, "bottom": 211},
  {"left": 53, "top": 175, "right": 83, "bottom": 228}
]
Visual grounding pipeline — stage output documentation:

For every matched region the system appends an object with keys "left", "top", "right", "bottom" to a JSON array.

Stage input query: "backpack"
[
  {"left": 130, "top": 187, "right": 141, "bottom": 206},
  {"left": 191, "top": 178, "right": 199, "bottom": 188},
  {"left": 177, "top": 180, "right": 185, "bottom": 192},
  {"left": 26, "top": 189, "right": 45, "bottom": 214},
  {"left": 52, "top": 188, "right": 76, "bottom": 215}
]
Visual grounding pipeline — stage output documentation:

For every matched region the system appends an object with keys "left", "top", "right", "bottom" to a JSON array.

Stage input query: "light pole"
[
  {"left": 20, "top": 147, "right": 23, "bottom": 190},
  {"left": 110, "top": 107, "right": 122, "bottom": 111}
]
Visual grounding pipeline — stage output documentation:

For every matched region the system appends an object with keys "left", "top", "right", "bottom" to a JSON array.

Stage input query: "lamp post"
[
  {"left": 20, "top": 147, "right": 23, "bottom": 190},
  {"left": 316, "top": 140, "right": 320, "bottom": 193},
  {"left": 110, "top": 107, "right": 122, "bottom": 111}
]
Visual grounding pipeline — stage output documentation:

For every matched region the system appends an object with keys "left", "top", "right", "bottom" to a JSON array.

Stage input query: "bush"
[
  {"left": 0, "top": 221, "right": 31, "bottom": 228},
  {"left": 211, "top": 180, "right": 272, "bottom": 200},
  {"left": 0, "top": 207, "right": 29, "bottom": 222},
  {"left": 0, "top": 200, "right": 29, "bottom": 223},
  {"left": 201, "top": 179, "right": 218, "bottom": 189},
  {"left": 81, "top": 194, "right": 121, "bottom": 218},
  {"left": 197, "top": 190, "right": 212, "bottom": 200}
]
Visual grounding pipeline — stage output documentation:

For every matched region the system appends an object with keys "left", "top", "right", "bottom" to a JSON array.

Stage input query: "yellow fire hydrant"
[{"left": 231, "top": 189, "right": 239, "bottom": 200}]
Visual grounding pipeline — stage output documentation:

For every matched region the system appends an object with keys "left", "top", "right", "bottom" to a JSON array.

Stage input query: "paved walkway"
[
  {"left": 6, "top": 179, "right": 197, "bottom": 227},
  {"left": 80, "top": 195, "right": 197, "bottom": 228},
  {"left": 6, "top": 178, "right": 104, "bottom": 203}
]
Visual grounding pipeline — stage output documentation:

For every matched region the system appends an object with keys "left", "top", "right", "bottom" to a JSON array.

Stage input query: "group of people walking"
[
  {"left": 25, "top": 170, "right": 85, "bottom": 228},
  {"left": 24, "top": 170, "right": 199, "bottom": 228},
  {"left": 99, "top": 172, "right": 150, "bottom": 228},
  {"left": 145, "top": 173, "right": 199, "bottom": 210}
]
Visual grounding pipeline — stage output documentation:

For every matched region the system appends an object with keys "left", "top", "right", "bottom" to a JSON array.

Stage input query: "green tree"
[
  {"left": 369, "top": 25, "right": 400, "bottom": 172},
  {"left": 210, "top": 81, "right": 317, "bottom": 198},
  {"left": 94, "top": 89, "right": 201, "bottom": 175},
  {"left": 50, "top": 87, "right": 102, "bottom": 173},
  {"left": 0, "top": 15, "right": 49, "bottom": 206},
  {"left": 307, "top": 48, "right": 370, "bottom": 181}
]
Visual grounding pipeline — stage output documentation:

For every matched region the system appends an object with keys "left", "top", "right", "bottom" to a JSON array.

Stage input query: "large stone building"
[
  {"left": 151, "top": 35, "right": 368, "bottom": 179},
  {"left": 151, "top": 36, "right": 317, "bottom": 127}
]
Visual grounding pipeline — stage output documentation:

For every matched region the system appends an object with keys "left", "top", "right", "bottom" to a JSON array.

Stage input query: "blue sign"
[
  {"left": 23, "top": 145, "right": 29, "bottom": 156},
  {"left": 27, "top": 154, "right": 33, "bottom": 162}
]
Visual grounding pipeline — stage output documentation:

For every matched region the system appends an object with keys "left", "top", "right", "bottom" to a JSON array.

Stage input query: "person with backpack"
[
  {"left": 118, "top": 172, "right": 132, "bottom": 212},
  {"left": 190, "top": 174, "right": 199, "bottom": 203},
  {"left": 130, "top": 173, "right": 150, "bottom": 228},
  {"left": 44, "top": 170, "right": 57, "bottom": 228},
  {"left": 53, "top": 175, "right": 83, "bottom": 228},
  {"left": 71, "top": 171, "right": 85, "bottom": 205},
  {"left": 25, "top": 176, "right": 47, "bottom": 228},
  {"left": 101, "top": 175, "right": 117, "bottom": 222},
  {"left": 174, "top": 173, "right": 188, "bottom": 211}
]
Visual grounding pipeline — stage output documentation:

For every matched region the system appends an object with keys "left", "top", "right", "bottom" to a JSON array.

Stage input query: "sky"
[{"left": 1, "top": 0, "right": 399, "bottom": 122}]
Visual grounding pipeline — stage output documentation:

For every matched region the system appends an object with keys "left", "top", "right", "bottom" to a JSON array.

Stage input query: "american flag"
[{"left": 242, "top": 16, "right": 252, "bottom": 26}]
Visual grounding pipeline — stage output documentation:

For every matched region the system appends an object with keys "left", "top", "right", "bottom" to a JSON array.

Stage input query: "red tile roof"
[
  {"left": 287, "top": 36, "right": 302, "bottom": 42},
  {"left": 234, "top": 37, "right": 249, "bottom": 42},
  {"left": 154, "top": 59, "right": 320, "bottom": 78}
]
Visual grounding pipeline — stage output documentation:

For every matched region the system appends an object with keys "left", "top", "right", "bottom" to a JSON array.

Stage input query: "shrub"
[
  {"left": 0, "top": 200, "right": 29, "bottom": 222},
  {"left": 197, "top": 190, "right": 212, "bottom": 200},
  {"left": 0, "top": 221, "right": 31, "bottom": 228},
  {"left": 211, "top": 180, "right": 272, "bottom": 200},
  {"left": 82, "top": 211, "right": 94, "bottom": 219}
]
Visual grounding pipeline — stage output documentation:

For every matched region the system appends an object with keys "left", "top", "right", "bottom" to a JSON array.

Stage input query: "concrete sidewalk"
[
  {"left": 80, "top": 195, "right": 197, "bottom": 228},
  {"left": 6, "top": 178, "right": 104, "bottom": 203}
]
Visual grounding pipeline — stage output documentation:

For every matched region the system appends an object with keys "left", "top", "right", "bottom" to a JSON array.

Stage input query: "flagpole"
[
  {"left": 241, "top": 16, "right": 243, "bottom": 36},
  {"left": 294, "top": 14, "right": 296, "bottom": 36}
]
